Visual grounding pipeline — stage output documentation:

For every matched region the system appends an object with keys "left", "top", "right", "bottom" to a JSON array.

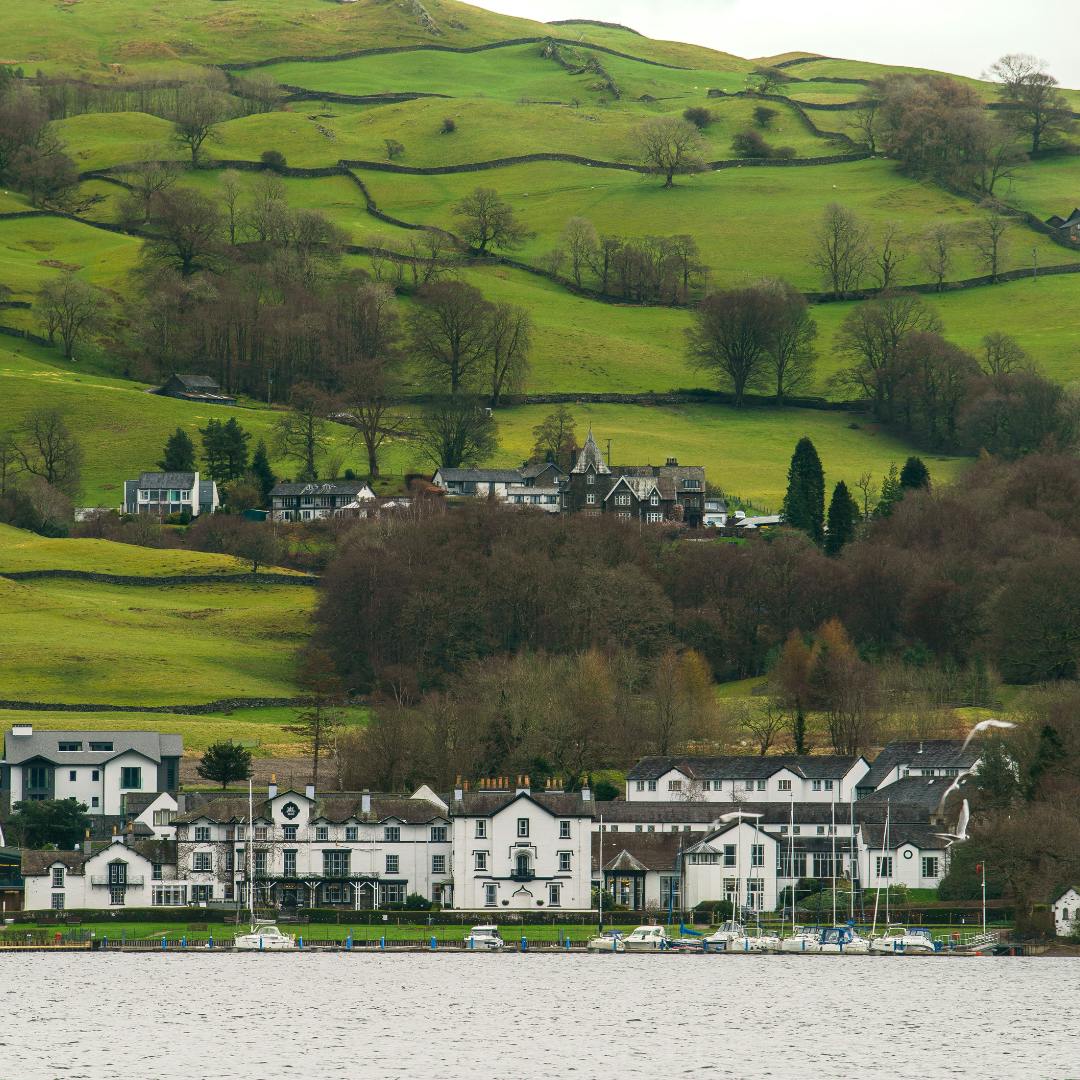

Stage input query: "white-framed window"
[
  {"left": 192, "top": 851, "right": 212, "bottom": 872},
  {"left": 586, "top": 493, "right": 596, "bottom": 505},
  {"left": 432, "top": 855, "right": 446, "bottom": 874},
  {"left": 517, "top": 818, "right": 529, "bottom": 838},
  {"left": 384, "top": 826, "right": 401, "bottom": 843},
  {"left": 668, "top": 780, "right": 683, "bottom": 792},
  {"left": 255, "top": 826, "right": 268, "bottom": 841},
  {"left": 559, "top": 820, "right": 571, "bottom": 839},
  {"left": 474, "top": 851, "right": 488, "bottom": 872},
  {"left": 615, "top": 493, "right": 631, "bottom": 506},
  {"left": 723, "top": 845, "right": 736, "bottom": 867},
  {"left": 922, "top": 856, "right": 939, "bottom": 878},
  {"left": 194, "top": 826, "right": 211, "bottom": 842},
  {"left": 647, "top": 780, "right": 657, "bottom": 792},
  {"left": 345, "top": 826, "right": 358, "bottom": 841},
  {"left": 812, "top": 780, "right": 822, "bottom": 792},
  {"left": 283, "top": 825, "right": 298, "bottom": 841},
  {"left": 385, "top": 854, "right": 399, "bottom": 874},
  {"left": 559, "top": 852, "right": 571, "bottom": 872},
  {"left": 484, "top": 884, "right": 497, "bottom": 906},
  {"left": 778, "top": 779, "right": 792, "bottom": 791},
  {"left": 431, "top": 825, "right": 448, "bottom": 843},
  {"left": 824, "top": 780, "right": 834, "bottom": 791},
  {"left": 91, "top": 796, "right": 99, "bottom": 808},
  {"left": 751, "top": 844, "right": 764, "bottom": 867},
  {"left": 586, "top": 473, "right": 596, "bottom": 485},
  {"left": 475, "top": 820, "right": 487, "bottom": 839},
  {"left": 315, "top": 826, "right": 328, "bottom": 841},
  {"left": 153, "top": 810, "right": 175, "bottom": 826},
  {"left": 817, "top": 826, "right": 825, "bottom": 835},
  {"left": 51, "top": 894, "right": 65, "bottom": 910},
  {"left": 744, "top": 780, "right": 754, "bottom": 791},
  {"left": 876, "top": 856, "right": 893, "bottom": 878},
  {"left": 646, "top": 512, "right": 663, "bottom": 523},
  {"left": 51, "top": 867, "right": 64, "bottom": 888},
  {"left": 635, "top": 781, "right": 645, "bottom": 792},
  {"left": 120, "top": 767, "right": 142, "bottom": 790},
  {"left": 283, "top": 850, "right": 297, "bottom": 876},
  {"left": 548, "top": 884, "right": 561, "bottom": 906},
  {"left": 756, "top": 780, "right": 766, "bottom": 791}
]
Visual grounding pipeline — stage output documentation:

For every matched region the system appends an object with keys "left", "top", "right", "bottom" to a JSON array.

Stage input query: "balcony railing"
[
  {"left": 90, "top": 876, "right": 144, "bottom": 887},
  {"left": 510, "top": 870, "right": 535, "bottom": 882},
  {"left": 253, "top": 871, "right": 381, "bottom": 882}
]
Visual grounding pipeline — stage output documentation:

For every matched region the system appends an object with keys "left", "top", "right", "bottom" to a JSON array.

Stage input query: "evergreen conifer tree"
[
  {"left": 824, "top": 480, "right": 859, "bottom": 556},
  {"left": 899, "top": 456, "right": 931, "bottom": 491},
  {"left": 158, "top": 427, "right": 196, "bottom": 472},
  {"left": 200, "top": 417, "right": 250, "bottom": 483},
  {"left": 250, "top": 440, "right": 277, "bottom": 505},
  {"left": 782, "top": 436, "right": 825, "bottom": 543},
  {"left": 875, "top": 463, "right": 903, "bottom": 517}
]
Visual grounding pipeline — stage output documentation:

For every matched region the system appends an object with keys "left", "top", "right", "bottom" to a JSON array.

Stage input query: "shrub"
[
  {"left": 731, "top": 129, "right": 771, "bottom": 158},
  {"left": 441, "top": 117, "right": 456, "bottom": 134},
  {"left": 753, "top": 105, "right": 778, "bottom": 128},
  {"left": 683, "top": 106, "right": 713, "bottom": 129},
  {"left": 384, "top": 139, "right": 405, "bottom": 160},
  {"left": 773, "top": 145, "right": 797, "bottom": 160},
  {"left": 404, "top": 892, "right": 433, "bottom": 911},
  {"left": 260, "top": 149, "right": 287, "bottom": 172}
]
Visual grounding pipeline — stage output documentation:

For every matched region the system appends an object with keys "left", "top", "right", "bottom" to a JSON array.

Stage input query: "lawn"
[
  {"left": 0, "top": 575, "right": 314, "bottom": 705},
  {"left": 490, "top": 401, "right": 965, "bottom": 509},
  {"left": 998, "top": 155, "right": 1080, "bottom": 223},
  {"left": 53, "top": 112, "right": 180, "bottom": 173}
]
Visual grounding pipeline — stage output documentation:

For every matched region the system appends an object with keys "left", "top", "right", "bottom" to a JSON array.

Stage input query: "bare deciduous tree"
[
  {"left": 812, "top": 203, "right": 870, "bottom": 298},
  {"left": 989, "top": 53, "right": 1076, "bottom": 154},
  {"left": 920, "top": 224, "right": 953, "bottom": 292},
  {"left": 485, "top": 303, "right": 531, "bottom": 407},
  {"left": 635, "top": 116, "right": 706, "bottom": 187},
  {"left": 686, "top": 286, "right": 773, "bottom": 407},
  {"left": 15, "top": 407, "right": 82, "bottom": 496},
  {"left": 37, "top": 273, "right": 104, "bottom": 361},
  {"left": 874, "top": 223, "right": 907, "bottom": 290},
  {"left": 973, "top": 205, "right": 1009, "bottom": 283},
  {"left": 452, "top": 187, "right": 529, "bottom": 252},
  {"left": 414, "top": 396, "right": 498, "bottom": 469},
  {"left": 762, "top": 279, "right": 818, "bottom": 405},
  {"left": 981, "top": 331, "right": 1031, "bottom": 377},
  {"left": 561, "top": 216, "right": 598, "bottom": 288},
  {"left": 171, "top": 85, "right": 230, "bottom": 164},
  {"left": 408, "top": 280, "right": 494, "bottom": 394},
  {"left": 273, "top": 383, "right": 333, "bottom": 481}
]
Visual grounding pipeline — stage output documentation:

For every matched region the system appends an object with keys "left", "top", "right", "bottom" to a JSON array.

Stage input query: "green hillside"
[{"left": 1, "top": 0, "right": 1078, "bottom": 507}]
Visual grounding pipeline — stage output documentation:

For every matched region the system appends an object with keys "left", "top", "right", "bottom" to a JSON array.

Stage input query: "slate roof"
[
  {"left": 122, "top": 792, "right": 168, "bottom": 816},
  {"left": 270, "top": 481, "right": 374, "bottom": 498},
  {"left": 591, "top": 831, "right": 688, "bottom": 874},
  {"left": 136, "top": 471, "right": 198, "bottom": 490},
  {"left": 21, "top": 849, "right": 91, "bottom": 875},
  {"left": 604, "top": 475, "right": 669, "bottom": 502},
  {"left": 571, "top": 430, "right": 611, "bottom": 475},
  {"left": 861, "top": 740, "right": 980, "bottom": 790},
  {"left": 451, "top": 790, "right": 594, "bottom": 818},
  {"left": 3, "top": 729, "right": 183, "bottom": 767},
  {"left": 856, "top": 775, "right": 960, "bottom": 814},
  {"left": 598, "top": 799, "right": 934, "bottom": 827},
  {"left": 20, "top": 838, "right": 176, "bottom": 876},
  {"left": 171, "top": 374, "right": 221, "bottom": 392},
  {"left": 174, "top": 791, "right": 448, "bottom": 825},
  {"left": 859, "top": 823, "right": 948, "bottom": 851},
  {"left": 435, "top": 468, "right": 524, "bottom": 484},
  {"left": 626, "top": 755, "right": 863, "bottom": 782},
  {"left": 521, "top": 461, "right": 567, "bottom": 480}
]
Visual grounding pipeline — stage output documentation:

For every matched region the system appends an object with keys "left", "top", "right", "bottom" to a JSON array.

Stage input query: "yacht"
[
  {"left": 234, "top": 919, "right": 297, "bottom": 952},
  {"left": 813, "top": 925, "right": 871, "bottom": 954},
  {"left": 779, "top": 926, "right": 823, "bottom": 953},
  {"left": 702, "top": 920, "right": 749, "bottom": 951},
  {"left": 464, "top": 925, "right": 504, "bottom": 951},
  {"left": 233, "top": 782, "right": 297, "bottom": 952},
  {"left": 870, "top": 926, "right": 939, "bottom": 954},
  {"left": 586, "top": 930, "right": 626, "bottom": 953},
  {"left": 745, "top": 929, "right": 782, "bottom": 952},
  {"left": 622, "top": 925, "right": 670, "bottom": 952}
]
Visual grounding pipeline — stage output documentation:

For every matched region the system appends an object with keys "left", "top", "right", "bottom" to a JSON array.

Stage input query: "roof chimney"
[
  {"left": 11, "top": 724, "right": 32, "bottom": 737},
  {"left": 83, "top": 829, "right": 92, "bottom": 856},
  {"left": 305, "top": 784, "right": 315, "bottom": 800},
  {"left": 453, "top": 777, "right": 464, "bottom": 802},
  {"left": 361, "top": 790, "right": 371, "bottom": 814},
  {"left": 517, "top": 775, "right": 530, "bottom": 795},
  {"left": 581, "top": 778, "right": 592, "bottom": 802},
  {"left": 268, "top": 775, "right": 278, "bottom": 800}
]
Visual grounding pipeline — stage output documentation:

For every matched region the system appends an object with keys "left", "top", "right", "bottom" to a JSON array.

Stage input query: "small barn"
[{"left": 157, "top": 373, "right": 236, "bottom": 406}]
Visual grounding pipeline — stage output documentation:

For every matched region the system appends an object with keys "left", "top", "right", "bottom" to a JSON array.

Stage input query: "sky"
[{"left": 478, "top": 0, "right": 1080, "bottom": 86}]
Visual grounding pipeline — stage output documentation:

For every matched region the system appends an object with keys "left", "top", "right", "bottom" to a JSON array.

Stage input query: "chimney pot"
[
  {"left": 361, "top": 790, "right": 371, "bottom": 814},
  {"left": 305, "top": 784, "right": 315, "bottom": 800},
  {"left": 268, "top": 781, "right": 278, "bottom": 800}
]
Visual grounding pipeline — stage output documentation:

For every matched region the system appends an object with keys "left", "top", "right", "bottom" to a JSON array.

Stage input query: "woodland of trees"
[{"left": 313, "top": 449, "right": 1080, "bottom": 787}]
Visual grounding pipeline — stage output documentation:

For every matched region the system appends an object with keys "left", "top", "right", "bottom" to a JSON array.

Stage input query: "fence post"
[
  {"left": 380, "top": 935, "right": 386, "bottom": 951},
  {"left": 161, "top": 937, "right": 167, "bottom": 951},
  {"left": 520, "top": 936, "right": 528, "bottom": 952}
]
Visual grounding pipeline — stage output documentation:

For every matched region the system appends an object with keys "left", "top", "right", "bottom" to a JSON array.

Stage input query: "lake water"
[{"left": 1, "top": 953, "right": 1075, "bottom": 1079}]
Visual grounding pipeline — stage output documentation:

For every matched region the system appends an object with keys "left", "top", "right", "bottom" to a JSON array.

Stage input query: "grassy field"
[
  {"left": 491, "top": 401, "right": 964, "bottom": 508},
  {"left": 0, "top": 574, "right": 313, "bottom": 705}
]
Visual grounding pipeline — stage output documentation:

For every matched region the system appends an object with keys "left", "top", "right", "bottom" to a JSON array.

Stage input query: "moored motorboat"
[
  {"left": 623, "top": 925, "right": 670, "bottom": 952},
  {"left": 813, "top": 925, "right": 871, "bottom": 954},
  {"left": 869, "top": 926, "right": 939, "bottom": 954},
  {"left": 779, "top": 926, "right": 821, "bottom": 953},
  {"left": 586, "top": 930, "right": 626, "bottom": 953},
  {"left": 234, "top": 919, "right": 297, "bottom": 952},
  {"left": 702, "top": 920, "right": 749, "bottom": 952},
  {"left": 464, "top": 925, "right": 504, "bottom": 951}
]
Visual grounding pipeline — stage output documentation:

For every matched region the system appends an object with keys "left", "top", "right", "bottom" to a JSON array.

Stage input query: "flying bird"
[
  {"left": 961, "top": 718, "right": 1016, "bottom": 752},
  {"left": 934, "top": 799, "right": 970, "bottom": 848}
]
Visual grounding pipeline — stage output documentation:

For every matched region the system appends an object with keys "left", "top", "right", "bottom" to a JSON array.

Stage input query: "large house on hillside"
[
  {"left": 560, "top": 431, "right": 706, "bottom": 526},
  {"left": 269, "top": 480, "right": 376, "bottom": 522},
  {"left": 122, "top": 471, "right": 219, "bottom": 519},
  {"left": 1, "top": 725, "right": 182, "bottom": 817}
]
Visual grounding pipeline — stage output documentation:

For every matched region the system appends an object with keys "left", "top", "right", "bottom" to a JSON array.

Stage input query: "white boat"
[
  {"left": 464, "top": 925, "right": 504, "bottom": 951},
  {"left": 703, "top": 920, "right": 749, "bottom": 951},
  {"left": 813, "top": 925, "right": 871, "bottom": 954},
  {"left": 233, "top": 781, "right": 297, "bottom": 952},
  {"left": 623, "top": 925, "right": 670, "bottom": 952},
  {"left": 746, "top": 929, "right": 781, "bottom": 952},
  {"left": 779, "top": 926, "right": 821, "bottom": 953},
  {"left": 870, "top": 926, "right": 939, "bottom": 954},
  {"left": 586, "top": 930, "right": 626, "bottom": 953},
  {"left": 234, "top": 919, "right": 297, "bottom": 952}
]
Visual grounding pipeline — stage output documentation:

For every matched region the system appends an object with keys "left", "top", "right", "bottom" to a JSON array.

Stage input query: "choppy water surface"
[{"left": 1, "top": 953, "right": 1075, "bottom": 1079}]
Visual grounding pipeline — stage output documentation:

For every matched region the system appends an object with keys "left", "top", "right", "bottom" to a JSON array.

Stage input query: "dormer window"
[
  {"left": 650, "top": 494, "right": 659, "bottom": 506},
  {"left": 587, "top": 473, "right": 596, "bottom": 485}
]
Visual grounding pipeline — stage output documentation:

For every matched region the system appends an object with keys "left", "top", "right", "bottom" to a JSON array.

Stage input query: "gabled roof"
[
  {"left": 591, "top": 831, "right": 687, "bottom": 873},
  {"left": 3, "top": 729, "right": 183, "bottom": 767},
  {"left": 521, "top": 461, "right": 567, "bottom": 480},
  {"left": 598, "top": 799, "right": 934, "bottom": 827},
  {"left": 174, "top": 791, "right": 448, "bottom": 826},
  {"left": 861, "top": 739, "right": 980, "bottom": 790},
  {"left": 626, "top": 755, "right": 863, "bottom": 782},
  {"left": 856, "top": 775, "right": 958, "bottom": 814},
  {"left": 21, "top": 838, "right": 176, "bottom": 876},
  {"left": 859, "top": 823, "right": 947, "bottom": 852},
  {"left": 170, "top": 373, "right": 221, "bottom": 391},
  {"left": 604, "top": 475, "right": 664, "bottom": 503},
  {"left": 270, "top": 481, "right": 375, "bottom": 498},
  {"left": 136, "top": 472, "right": 197, "bottom": 489},
  {"left": 451, "top": 790, "right": 594, "bottom": 818},
  {"left": 571, "top": 430, "right": 611, "bottom": 475}
]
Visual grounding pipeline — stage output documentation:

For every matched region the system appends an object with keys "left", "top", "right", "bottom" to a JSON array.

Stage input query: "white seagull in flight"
[{"left": 961, "top": 718, "right": 1016, "bottom": 752}]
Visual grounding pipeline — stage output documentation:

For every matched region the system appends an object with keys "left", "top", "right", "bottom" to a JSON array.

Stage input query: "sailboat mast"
[
  {"left": 788, "top": 799, "right": 795, "bottom": 935},
  {"left": 830, "top": 795, "right": 837, "bottom": 925},
  {"left": 849, "top": 786, "right": 856, "bottom": 922},
  {"left": 248, "top": 778, "right": 255, "bottom": 926},
  {"left": 884, "top": 799, "right": 891, "bottom": 926},
  {"left": 598, "top": 813, "right": 604, "bottom": 932}
]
